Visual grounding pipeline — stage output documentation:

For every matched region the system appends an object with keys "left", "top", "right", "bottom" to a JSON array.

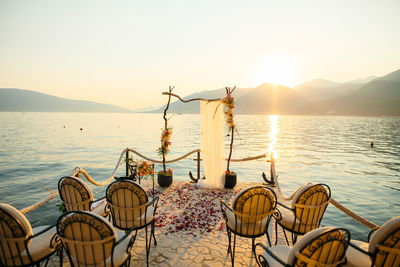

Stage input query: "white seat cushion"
[
  {"left": 262, "top": 245, "right": 291, "bottom": 267},
  {"left": 20, "top": 225, "right": 57, "bottom": 262},
  {"left": 91, "top": 199, "right": 108, "bottom": 216},
  {"left": 344, "top": 240, "right": 371, "bottom": 267},
  {"left": 225, "top": 208, "right": 269, "bottom": 236},
  {"left": 277, "top": 206, "right": 309, "bottom": 234},
  {"left": 134, "top": 205, "right": 154, "bottom": 227}
]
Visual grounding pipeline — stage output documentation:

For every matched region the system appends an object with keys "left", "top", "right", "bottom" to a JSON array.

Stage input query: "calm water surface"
[{"left": 0, "top": 112, "right": 399, "bottom": 241}]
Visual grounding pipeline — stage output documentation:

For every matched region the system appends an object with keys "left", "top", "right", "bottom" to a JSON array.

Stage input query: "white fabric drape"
[{"left": 198, "top": 100, "right": 225, "bottom": 189}]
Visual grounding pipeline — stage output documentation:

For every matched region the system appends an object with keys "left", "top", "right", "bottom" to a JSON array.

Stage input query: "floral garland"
[
  {"left": 222, "top": 93, "right": 235, "bottom": 130},
  {"left": 136, "top": 160, "right": 154, "bottom": 177},
  {"left": 158, "top": 127, "right": 172, "bottom": 156}
]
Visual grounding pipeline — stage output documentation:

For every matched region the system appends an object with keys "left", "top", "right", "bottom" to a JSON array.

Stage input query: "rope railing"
[
  {"left": 229, "top": 154, "right": 267, "bottom": 162},
  {"left": 270, "top": 157, "right": 380, "bottom": 229},
  {"left": 20, "top": 191, "right": 59, "bottom": 215},
  {"left": 127, "top": 148, "right": 200, "bottom": 164},
  {"left": 20, "top": 147, "right": 381, "bottom": 231}
]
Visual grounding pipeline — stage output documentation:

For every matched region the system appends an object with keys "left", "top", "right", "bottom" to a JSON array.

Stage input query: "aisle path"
[{"left": 49, "top": 180, "right": 286, "bottom": 266}]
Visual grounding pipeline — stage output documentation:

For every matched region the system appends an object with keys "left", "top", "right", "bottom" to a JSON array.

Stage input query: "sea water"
[{"left": 0, "top": 112, "right": 399, "bottom": 241}]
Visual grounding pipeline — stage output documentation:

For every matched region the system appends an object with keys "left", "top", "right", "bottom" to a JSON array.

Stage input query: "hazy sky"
[{"left": 1, "top": 0, "right": 399, "bottom": 109}]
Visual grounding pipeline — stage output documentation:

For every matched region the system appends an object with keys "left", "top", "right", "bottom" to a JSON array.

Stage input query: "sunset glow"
[{"left": 251, "top": 54, "right": 298, "bottom": 88}]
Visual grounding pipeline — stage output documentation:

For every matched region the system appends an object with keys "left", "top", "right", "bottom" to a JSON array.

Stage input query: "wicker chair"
[
  {"left": 57, "top": 211, "right": 136, "bottom": 267},
  {"left": 0, "top": 203, "right": 61, "bottom": 267},
  {"left": 255, "top": 227, "right": 350, "bottom": 267},
  {"left": 345, "top": 216, "right": 400, "bottom": 267},
  {"left": 275, "top": 183, "right": 331, "bottom": 245},
  {"left": 58, "top": 176, "right": 109, "bottom": 217},
  {"left": 220, "top": 186, "right": 277, "bottom": 266},
  {"left": 106, "top": 180, "right": 159, "bottom": 267}
]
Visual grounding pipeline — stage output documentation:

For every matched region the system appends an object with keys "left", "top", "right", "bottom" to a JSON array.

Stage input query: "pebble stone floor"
[{"left": 48, "top": 180, "right": 287, "bottom": 267}]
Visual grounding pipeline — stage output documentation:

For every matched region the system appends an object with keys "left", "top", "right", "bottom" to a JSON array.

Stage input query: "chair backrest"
[
  {"left": 106, "top": 180, "right": 148, "bottom": 230},
  {"left": 0, "top": 203, "right": 33, "bottom": 266},
  {"left": 288, "top": 227, "right": 350, "bottom": 266},
  {"left": 58, "top": 176, "right": 94, "bottom": 212},
  {"left": 57, "top": 211, "right": 117, "bottom": 266},
  {"left": 233, "top": 186, "right": 277, "bottom": 225},
  {"left": 368, "top": 216, "right": 400, "bottom": 267},
  {"left": 291, "top": 183, "right": 331, "bottom": 233}
]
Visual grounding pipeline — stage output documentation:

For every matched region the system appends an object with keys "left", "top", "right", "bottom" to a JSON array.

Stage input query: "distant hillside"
[
  {"left": 0, "top": 88, "right": 133, "bottom": 113},
  {"left": 311, "top": 79, "right": 400, "bottom": 116},
  {"left": 151, "top": 68, "right": 400, "bottom": 116}
]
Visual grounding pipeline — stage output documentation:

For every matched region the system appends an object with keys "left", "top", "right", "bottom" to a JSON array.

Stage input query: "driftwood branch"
[
  {"left": 161, "top": 86, "right": 174, "bottom": 172},
  {"left": 162, "top": 92, "right": 220, "bottom": 103}
]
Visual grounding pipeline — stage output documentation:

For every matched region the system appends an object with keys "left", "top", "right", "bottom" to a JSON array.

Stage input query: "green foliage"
[{"left": 56, "top": 201, "right": 66, "bottom": 214}]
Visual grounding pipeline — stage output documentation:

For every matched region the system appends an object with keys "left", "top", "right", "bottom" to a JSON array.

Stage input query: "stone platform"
[{"left": 49, "top": 181, "right": 286, "bottom": 267}]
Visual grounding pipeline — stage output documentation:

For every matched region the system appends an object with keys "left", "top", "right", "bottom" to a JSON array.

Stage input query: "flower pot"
[
  {"left": 157, "top": 172, "right": 173, "bottom": 187},
  {"left": 224, "top": 172, "right": 237, "bottom": 188}
]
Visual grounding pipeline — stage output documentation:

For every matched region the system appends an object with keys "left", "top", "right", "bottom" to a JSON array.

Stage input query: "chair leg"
[
  {"left": 231, "top": 233, "right": 237, "bottom": 267},
  {"left": 152, "top": 221, "right": 157, "bottom": 245},
  {"left": 275, "top": 220, "right": 279, "bottom": 246},
  {"left": 282, "top": 228, "right": 290, "bottom": 246},
  {"left": 227, "top": 228, "right": 232, "bottom": 255},
  {"left": 145, "top": 225, "right": 150, "bottom": 267},
  {"left": 252, "top": 237, "right": 256, "bottom": 255},
  {"left": 59, "top": 247, "right": 63, "bottom": 267}
]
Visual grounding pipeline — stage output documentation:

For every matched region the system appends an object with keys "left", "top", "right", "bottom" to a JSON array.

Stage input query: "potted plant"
[
  {"left": 223, "top": 86, "right": 237, "bottom": 188},
  {"left": 157, "top": 86, "right": 174, "bottom": 187}
]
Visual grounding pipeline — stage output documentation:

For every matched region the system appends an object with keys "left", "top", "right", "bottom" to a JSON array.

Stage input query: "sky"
[{"left": 1, "top": 0, "right": 399, "bottom": 109}]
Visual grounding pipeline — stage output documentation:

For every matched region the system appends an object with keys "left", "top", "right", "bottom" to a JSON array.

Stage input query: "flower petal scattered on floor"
[{"left": 147, "top": 182, "right": 240, "bottom": 237}]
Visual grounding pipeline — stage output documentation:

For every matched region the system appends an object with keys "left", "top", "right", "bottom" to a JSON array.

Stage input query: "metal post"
[
  {"left": 152, "top": 163, "right": 155, "bottom": 198},
  {"left": 270, "top": 155, "right": 276, "bottom": 187},
  {"left": 126, "top": 150, "right": 129, "bottom": 177},
  {"left": 197, "top": 150, "right": 200, "bottom": 181}
]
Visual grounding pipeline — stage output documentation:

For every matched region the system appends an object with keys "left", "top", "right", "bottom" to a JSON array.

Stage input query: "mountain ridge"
[
  {"left": 1, "top": 68, "right": 399, "bottom": 115},
  {"left": 0, "top": 88, "right": 134, "bottom": 113}
]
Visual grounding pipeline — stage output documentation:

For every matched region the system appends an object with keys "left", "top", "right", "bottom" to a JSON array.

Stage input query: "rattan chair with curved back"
[
  {"left": 255, "top": 227, "right": 350, "bottom": 267},
  {"left": 0, "top": 203, "right": 61, "bottom": 267},
  {"left": 58, "top": 176, "right": 109, "bottom": 217},
  {"left": 106, "top": 180, "right": 159, "bottom": 267},
  {"left": 220, "top": 186, "right": 278, "bottom": 267},
  {"left": 56, "top": 211, "right": 136, "bottom": 267},
  {"left": 345, "top": 215, "right": 400, "bottom": 267},
  {"left": 275, "top": 183, "right": 331, "bottom": 245}
]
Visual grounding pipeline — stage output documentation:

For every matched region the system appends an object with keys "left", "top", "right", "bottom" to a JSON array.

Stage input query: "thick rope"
[
  {"left": 128, "top": 148, "right": 200, "bottom": 164},
  {"left": 20, "top": 191, "right": 59, "bottom": 214},
  {"left": 329, "top": 198, "right": 379, "bottom": 229},
  {"left": 74, "top": 148, "right": 126, "bottom": 186},
  {"left": 228, "top": 154, "right": 267, "bottom": 162}
]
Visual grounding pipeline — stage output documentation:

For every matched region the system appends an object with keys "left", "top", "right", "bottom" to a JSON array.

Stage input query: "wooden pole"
[
  {"left": 197, "top": 150, "right": 200, "bottom": 181},
  {"left": 126, "top": 150, "right": 129, "bottom": 177}
]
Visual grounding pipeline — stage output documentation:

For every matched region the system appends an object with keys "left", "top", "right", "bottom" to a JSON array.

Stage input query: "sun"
[{"left": 250, "top": 54, "right": 298, "bottom": 88}]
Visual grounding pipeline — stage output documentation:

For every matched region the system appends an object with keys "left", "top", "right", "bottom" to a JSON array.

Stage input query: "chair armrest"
[
  {"left": 31, "top": 224, "right": 56, "bottom": 237},
  {"left": 368, "top": 226, "right": 379, "bottom": 242},
  {"left": 94, "top": 195, "right": 106, "bottom": 202},
  {"left": 148, "top": 196, "right": 159, "bottom": 214},
  {"left": 220, "top": 199, "right": 233, "bottom": 222},
  {"left": 349, "top": 241, "right": 371, "bottom": 256},
  {"left": 115, "top": 225, "right": 137, "bottom": 253},
  {"left": 115, "top": 225, "right": 137, "bottom": 246},
  {"left": 28, "top": 224, "right": 60, "bottom": 249},
  {"left": 276, "top": 201, "right": 292, "bottom": 210},
  {"left": 255, "top": 242, "right": 289, "bottom": 267}
]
